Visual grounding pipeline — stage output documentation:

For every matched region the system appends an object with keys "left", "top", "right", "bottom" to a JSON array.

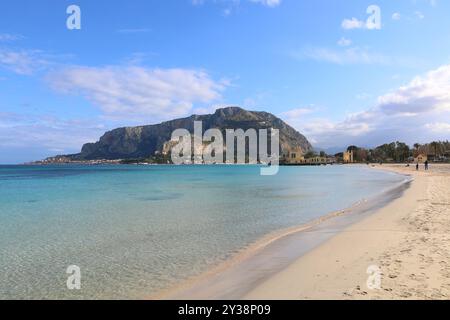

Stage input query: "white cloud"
[
  {"left": 425, "top": 122, "right": 450, "bottom": 133},
  {"left": 0, "top": 112, "right": 106, "bottom": 151},
  {"left": 281, "top": 65, "right": 450, "bottom": 148},
  {"left": 297, "top": 46, "right": 389, "bottom": 65},
  {"left": 341, "top": 18, "right": 365, "bottom": 30},
  {"left": 281, "top": 107, "right": 315, "bottom": 118},
  {"left": 191, "top": 0, "right": 281, "bottom": 16},
  {"left": 341, "top": 8, "right": 382, "bottom": 31},
  {"left": 293, "top": 46, "right": 424, "bottom": 67},
  {"left": 249, "top": 0, "right": 281, "bottom": 7},
  {"left": 378, "top": 65, "right": 450, "bottom": 115},
  {"left": 356, "top": 93, "right": 372, "bottom": 100},
  {"left": 192, "top": 104, "right": 226, "bottom": 115},
  {"left": 192, "top": 0, "right": 281, "bottom": 12},
  {"left": 415, "top": 11, "right": 425, "bottom": 19},
  {"left": 223, "top": 8, "right": 233, "bottom": 16},
  {"left": 392, "top": 13, "right": 401, "bottom": 20},
  {"left": 337, "top": 37, "right": 352, "bottom": 47},
  {"left": 47, "top": 66, "right": 228, "bottom": 122},
  {"left": 0, "top": 48, "right": 50, "bottom": 75},
  {"left": 0, "top": 33, "right": 24, "bottom": 41}
]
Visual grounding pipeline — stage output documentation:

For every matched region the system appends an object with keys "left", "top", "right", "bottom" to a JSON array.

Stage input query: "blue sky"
[{"left": 1, "top": 0, "right": 449, "bottom": 163}]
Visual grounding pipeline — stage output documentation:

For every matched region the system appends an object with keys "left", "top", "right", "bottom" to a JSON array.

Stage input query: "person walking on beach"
[
  {"left": 416, "top": 163, "right": 419, "bottom": 171},
  {"left": 425, "top": 160, "right": 429, "bottom": 171}
]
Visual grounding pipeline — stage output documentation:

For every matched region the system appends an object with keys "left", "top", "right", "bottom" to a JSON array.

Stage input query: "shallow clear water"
[{"left": 0, "top": 164, "right": 405, "bottom": 299}]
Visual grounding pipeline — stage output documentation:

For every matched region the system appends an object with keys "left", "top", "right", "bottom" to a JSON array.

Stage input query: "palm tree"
[
  {"left": 413, "top": 143, "right": 421, "bottom": 158},
  {"left": 430, "top": 141, "right": 439, "bottom": 159}
]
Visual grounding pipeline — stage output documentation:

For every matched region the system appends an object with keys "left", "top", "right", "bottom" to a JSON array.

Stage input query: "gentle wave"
[{"left": 0, "top": 164, "right": 405, "bottom": 299}]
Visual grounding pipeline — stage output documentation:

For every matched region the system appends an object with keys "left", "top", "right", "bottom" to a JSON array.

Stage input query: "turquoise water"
[{"left": 0, "top": 165, "right": 405, "bottom": 299}]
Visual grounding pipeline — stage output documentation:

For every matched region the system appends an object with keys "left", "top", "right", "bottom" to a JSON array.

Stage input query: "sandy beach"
[{"left": 244, "top": 164, "right": 450, "bottom": 300}]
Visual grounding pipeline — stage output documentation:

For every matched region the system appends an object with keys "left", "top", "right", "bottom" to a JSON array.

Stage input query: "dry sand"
[{"left": 244, "top": 163, "right": 450, "bottom": 300}]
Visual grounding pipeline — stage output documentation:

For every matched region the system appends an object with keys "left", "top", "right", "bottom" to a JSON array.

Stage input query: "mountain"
[{"left": 64, "top": 107, "right": 313, "bottom": 161}]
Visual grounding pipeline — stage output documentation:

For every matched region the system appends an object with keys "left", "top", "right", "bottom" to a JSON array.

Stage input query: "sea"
[{"left": 0, "top": 164, "right": 406, "bottom": 299}]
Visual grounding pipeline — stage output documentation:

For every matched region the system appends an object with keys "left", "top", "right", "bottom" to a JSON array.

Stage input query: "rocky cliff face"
[{"left": 67, "top": 107, "right": 313, "bottom": 160}]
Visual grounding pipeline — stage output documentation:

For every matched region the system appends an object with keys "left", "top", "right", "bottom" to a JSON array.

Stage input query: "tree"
[
  {"left": 304, "top": 151, "right": 317, "bottom": 159},
  {"left": 370, "top": 141, "right": 410, "bottom": 163},
  {"left": 395, "top": 141, "right": 410, "bottom": 162},
  {"left": 430, "top": 141, "right": 439, "bottom": 158},
  {"left": 356, "top": 148, "right": 368, "bottom": 162}
]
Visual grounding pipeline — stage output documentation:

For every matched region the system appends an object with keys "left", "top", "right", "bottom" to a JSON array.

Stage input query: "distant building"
[
  {"left": 326, "top": 156, "right": 337, "bottom": 164},
  {"left": 283, "top": 148, "right": 331, "bottom": 165},
  {"left": 284, "top": 147, "right": 305, "bottom": 164},
  {"left": 306, "top": 156, "right": 327, "bottom": 164},
  {"left": 414, "top": 154, "right": 427, "bottom": 163},
  {"left": 443, "top": 150, "right": 450, "bottom": 162},
  {"left": 343, "top": 150, "right": 354, "bottom": 163}
]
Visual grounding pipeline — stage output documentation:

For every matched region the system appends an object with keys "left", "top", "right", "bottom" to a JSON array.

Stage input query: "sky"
[{"left": 0, "top": 0, "right": 449, "bottom": 163}]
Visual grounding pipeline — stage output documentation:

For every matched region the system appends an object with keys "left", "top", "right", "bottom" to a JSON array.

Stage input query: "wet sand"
[
  {"left": 160, "top": 165, "right": 415, "bottom": 300},
  {"left": 244, "top": 163, "right": 450, "bottom": 300}
]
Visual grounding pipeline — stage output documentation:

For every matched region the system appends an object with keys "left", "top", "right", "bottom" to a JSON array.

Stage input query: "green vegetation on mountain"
[{"left": 64, "top": 107, "right": 313, "bottom": 161}]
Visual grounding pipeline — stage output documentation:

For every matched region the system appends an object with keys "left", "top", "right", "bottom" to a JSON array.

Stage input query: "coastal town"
[
  {"left": 33, "top": 140, "right": 450, "bottom": 167},
  {"left": 284, "top": 141, "right": 450, "bottom": 165}
]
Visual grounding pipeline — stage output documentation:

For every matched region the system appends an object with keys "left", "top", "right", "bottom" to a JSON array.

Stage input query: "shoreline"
[
  {"left": 244, "top": 163, "right": 450, "bottom": 300},
  {"left": 156, "top": 165, "right": 412, "bottom": 300}
]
